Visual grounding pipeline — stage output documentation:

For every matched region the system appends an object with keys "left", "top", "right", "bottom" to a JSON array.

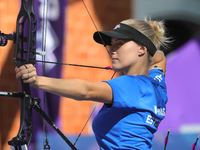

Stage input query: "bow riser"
[
  {"left": 14, "top": 0, "right": 37, "bottom": 67},
  {"left": 8, "top": 0, "right": 36, "bottom": 148}
]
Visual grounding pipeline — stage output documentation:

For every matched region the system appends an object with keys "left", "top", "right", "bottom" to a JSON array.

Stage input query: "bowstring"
[
  {"left": 73, "top": 0, "right": 116, "bottom": 146},
  {"left": 41, "top": 0, "right": 49, "bottom": 148},
  {"left": 81, "top": 0, "right": 111, "bottom": 58}
]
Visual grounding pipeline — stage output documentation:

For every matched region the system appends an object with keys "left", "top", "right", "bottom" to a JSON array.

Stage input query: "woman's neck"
[{"left": 124, "top": 54, "right": 149, "bottom": 76}]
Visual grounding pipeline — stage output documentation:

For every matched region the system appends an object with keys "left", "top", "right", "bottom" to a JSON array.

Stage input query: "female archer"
[{"left": 16, "top": 18, "right": 170, "bottom": 149}]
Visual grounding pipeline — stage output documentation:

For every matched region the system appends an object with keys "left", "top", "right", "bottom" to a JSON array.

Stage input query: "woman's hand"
[{"left": 15, "top": 64, "right": 39, "bottom": 88}]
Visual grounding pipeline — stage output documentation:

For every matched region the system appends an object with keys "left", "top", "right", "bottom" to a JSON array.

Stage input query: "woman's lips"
[{"left": 112, "top": 58, "right": 118, "bottom": 61}]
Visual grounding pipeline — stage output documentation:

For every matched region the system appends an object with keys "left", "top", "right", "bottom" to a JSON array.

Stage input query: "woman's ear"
[{"left": 138, "top": 45, "right": 147, "bottom": 56}]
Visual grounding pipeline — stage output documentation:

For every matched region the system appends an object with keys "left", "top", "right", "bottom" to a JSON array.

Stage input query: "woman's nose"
[{"left": 109, "top": 46, "right": 116, "bottom": 54}]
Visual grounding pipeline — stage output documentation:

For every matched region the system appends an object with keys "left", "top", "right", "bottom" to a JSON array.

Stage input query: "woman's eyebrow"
[{"left": 111, "top": 39, "right": 126, "bottom": 43}]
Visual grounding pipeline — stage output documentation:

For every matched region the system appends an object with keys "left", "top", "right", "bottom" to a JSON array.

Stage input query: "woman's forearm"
[
  {"left": 150, "top": 50, "right": 166, "bottom": 74},
  {"left": 35, "top": 76, "right": 91, "bottom": 100}
]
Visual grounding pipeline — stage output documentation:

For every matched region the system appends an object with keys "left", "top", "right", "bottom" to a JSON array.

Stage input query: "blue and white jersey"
[{"left": 92, "top": 69, "right": 168, "bottom": 150}]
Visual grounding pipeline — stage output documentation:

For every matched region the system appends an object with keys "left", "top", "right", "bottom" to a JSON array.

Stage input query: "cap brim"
[
  {"left": 93, "top": 23, "right": 157, "bottom": 56},
  {"left": 93, "top": 31, "right": 131, "bottom": 45}
]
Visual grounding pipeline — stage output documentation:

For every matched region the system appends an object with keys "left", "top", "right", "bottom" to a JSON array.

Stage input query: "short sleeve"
[
  {"left": 148, "top": 69, "right": 167, "bottom": 93},
  {"left": 104, "top": 75, "right": 152, "bottom": 109}
]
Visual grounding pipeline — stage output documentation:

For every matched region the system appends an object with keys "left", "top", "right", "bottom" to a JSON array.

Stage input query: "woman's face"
[{"left": 109, "top": 38, "right": 142, "bottom": 74}]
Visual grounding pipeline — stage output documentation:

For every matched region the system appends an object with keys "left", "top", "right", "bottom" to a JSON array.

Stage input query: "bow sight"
[{"left": 0, "top": 31, "right": 15, "bottom": 46}]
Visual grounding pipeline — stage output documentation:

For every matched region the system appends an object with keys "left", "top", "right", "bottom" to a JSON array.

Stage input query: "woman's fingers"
[
  {"left": 15, "top": 64, "right": 37, "bottom": 81},
  {"left": 15, "top": 64, "right": 39, "bottom": 88}
]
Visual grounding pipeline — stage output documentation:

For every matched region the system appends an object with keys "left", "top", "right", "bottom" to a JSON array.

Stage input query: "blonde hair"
[{"left": 121, "top": 18, "right": 170, "bottom": 50}]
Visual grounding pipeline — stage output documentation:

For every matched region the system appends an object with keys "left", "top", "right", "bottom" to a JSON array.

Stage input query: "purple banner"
[
  {"left": 158, "top": 35, "right": 200, "bottom": 133},
  {"left": 29, "top": 0, "right": 67, "bottom": 149}
]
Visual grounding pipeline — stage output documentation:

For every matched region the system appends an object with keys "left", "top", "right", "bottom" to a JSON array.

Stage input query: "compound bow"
[
  {"left": 0, "top": 0, "right": 77, "bottom": 149},
  {"left": 0, "top": 0, "right": 114, "bottom": 150}
]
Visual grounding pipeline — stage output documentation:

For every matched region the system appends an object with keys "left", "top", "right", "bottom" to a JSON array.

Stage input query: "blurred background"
[{"left": 0, "top": 0, "right": 200, "bottom": 149}]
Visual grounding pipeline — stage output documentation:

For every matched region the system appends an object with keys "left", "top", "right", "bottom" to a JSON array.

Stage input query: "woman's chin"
[{"left": 113, "top": 68, "right": 123, "bottom": 73}]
